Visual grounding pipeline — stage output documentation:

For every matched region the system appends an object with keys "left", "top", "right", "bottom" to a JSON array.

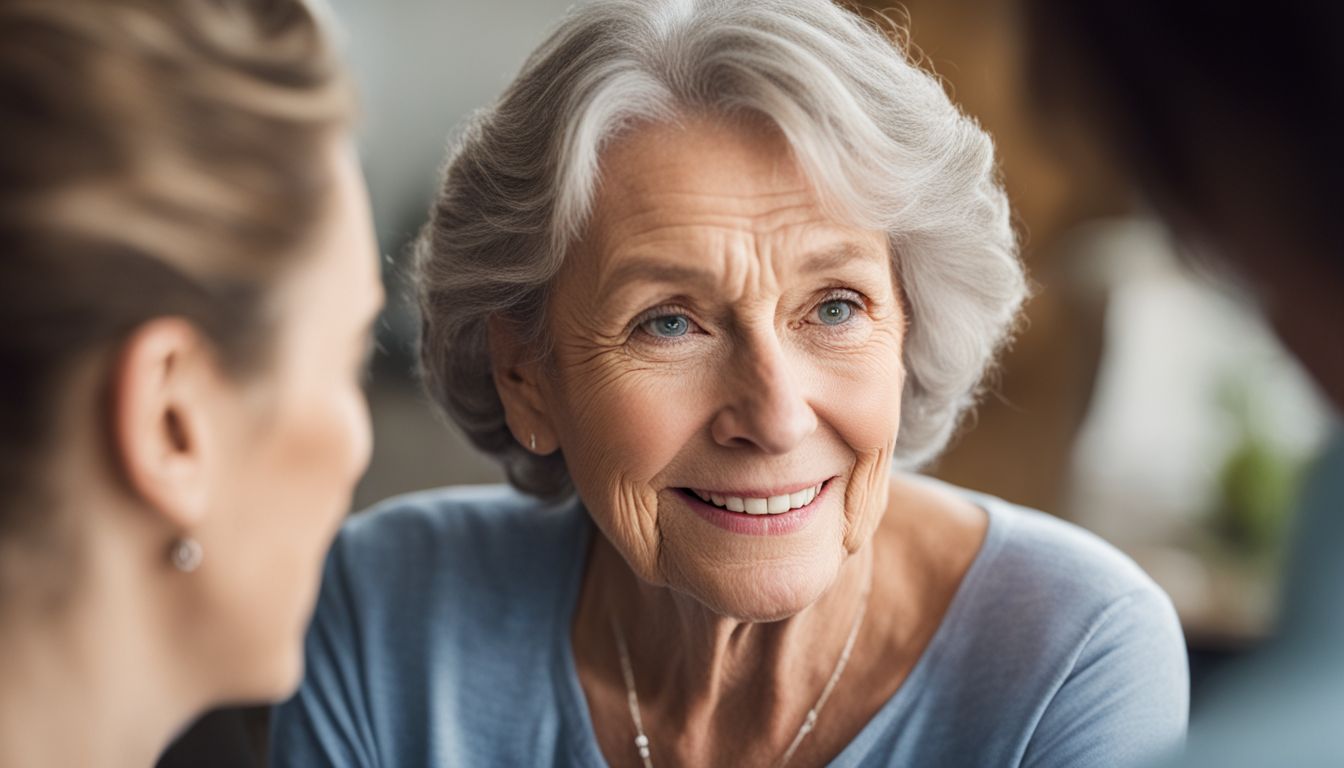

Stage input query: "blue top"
[
  {"left": 1165, "top": 429, "right": 1344, "bottom": 768},
  {"left": 270, "top": 481, "right": 1188, "bottom": 767}
]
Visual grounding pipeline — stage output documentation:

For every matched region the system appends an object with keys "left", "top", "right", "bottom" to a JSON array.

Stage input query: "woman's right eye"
[{"left": 639, "top": 314, "right": 692, "bottom": 338}]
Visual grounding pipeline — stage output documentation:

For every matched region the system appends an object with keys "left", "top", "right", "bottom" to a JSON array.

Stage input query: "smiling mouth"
[{"left": 678, "top": 480, "right": 827, "bottom": 516}]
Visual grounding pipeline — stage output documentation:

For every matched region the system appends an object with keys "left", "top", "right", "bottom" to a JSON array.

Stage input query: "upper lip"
[{"left": 680, "top": 478, "right": 831, "bottom": 498}]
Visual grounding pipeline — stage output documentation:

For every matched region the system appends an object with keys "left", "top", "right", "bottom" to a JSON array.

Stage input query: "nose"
[{"left": 709, "top": 332, "right": 818, "bottom": 454}]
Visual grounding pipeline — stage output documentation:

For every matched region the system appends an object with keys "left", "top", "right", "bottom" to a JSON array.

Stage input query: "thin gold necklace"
[{"left": 608, "top": 562, "right": 873, "bottom": 768}]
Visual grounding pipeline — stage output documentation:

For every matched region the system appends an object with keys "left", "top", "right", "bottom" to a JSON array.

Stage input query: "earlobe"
[
  {"left": 486, "top": 317, "right": 559, "bottom": 455},
  {"left": 109, "top": 318, "right": 216, "bottom": 529}
]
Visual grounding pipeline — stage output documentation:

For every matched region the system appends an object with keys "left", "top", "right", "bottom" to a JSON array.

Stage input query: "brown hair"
[{"left": 0, "top": 0, "right": 352, "bottom": 545}]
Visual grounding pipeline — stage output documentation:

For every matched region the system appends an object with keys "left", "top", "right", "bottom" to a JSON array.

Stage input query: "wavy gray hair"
[{"left": 415, "top": 0, "right": 1026, "bottom": 499}]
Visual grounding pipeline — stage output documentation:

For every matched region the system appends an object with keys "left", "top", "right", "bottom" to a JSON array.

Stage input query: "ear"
[
  {"left": 486, "top": 316, "right": 559, "bottom": 455},
  {"left": 108, "top": 317, "right": 222, "bottom": 530}
]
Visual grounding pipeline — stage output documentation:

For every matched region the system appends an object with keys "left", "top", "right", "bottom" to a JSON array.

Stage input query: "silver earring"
[
  {"left": 169, "top": 537, "right": 203, "bottom": 573},
  {"left": 529, "top": 433, "right": 537, "bottom": 452}
]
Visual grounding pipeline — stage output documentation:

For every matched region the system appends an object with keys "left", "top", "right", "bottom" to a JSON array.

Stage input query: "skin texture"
[
  {"left": 0, "top": 143, "right": 383, "bottom": 768},
  {"left": 493, "top": 117, "right": 988, "bottom": 767}
]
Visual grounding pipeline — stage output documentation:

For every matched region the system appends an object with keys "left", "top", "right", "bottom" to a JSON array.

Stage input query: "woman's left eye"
[
  {"left": 816, "top": 298, "right": 857, "bottom": 326},
  {"left": 640, "top": 313, "right": 692, "bottom": 338}
]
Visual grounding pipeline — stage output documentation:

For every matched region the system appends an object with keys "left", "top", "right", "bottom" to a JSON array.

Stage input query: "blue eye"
[
  {"left": 817, "top": 299, "right": 854, "bottom": 326},
  {"left": 642, "top": 314, "right": 691, "bottom": 338}
]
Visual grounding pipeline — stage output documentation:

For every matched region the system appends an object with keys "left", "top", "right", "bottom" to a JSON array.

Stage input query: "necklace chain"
[{"left": 609, "top": 562, "right": 873, "bottom": 768}]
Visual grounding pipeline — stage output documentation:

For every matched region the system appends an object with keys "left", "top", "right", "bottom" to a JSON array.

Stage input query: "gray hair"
[{"left": 415, "top": 0, "right": 1026, "bottom": 499}]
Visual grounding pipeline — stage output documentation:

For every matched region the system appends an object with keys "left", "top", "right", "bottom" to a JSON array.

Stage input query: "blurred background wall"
[{"left": 157, "top": 1, "right": 1332, "bottom": 765}]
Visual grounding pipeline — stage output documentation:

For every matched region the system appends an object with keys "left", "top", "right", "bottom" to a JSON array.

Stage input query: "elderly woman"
[{"left": 272, "top": 0, "right": 1187, "bottom": 765}]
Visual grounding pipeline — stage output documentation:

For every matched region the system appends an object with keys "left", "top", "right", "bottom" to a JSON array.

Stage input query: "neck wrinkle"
[{"left": 595, "top": 533, "right": 875, "bottom": 733}]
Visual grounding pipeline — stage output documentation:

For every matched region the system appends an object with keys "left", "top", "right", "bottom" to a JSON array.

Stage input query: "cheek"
[
  {"left": 553, "top": 339, "right": 719, "bottom": 483},
  {"left": 268, "top": 382, "right": 371, "bottom": 525},
  {"left": 552, "top": 361, "right": 705, "bottom": 580},
  {"left": 204, "top": 381, "right": 371, "bottom": 695},
  {"left": 814, "top": 329, "right": 905, "bottom": 449},
  {"left": 248, "top": 385, "right": 367, "bottom": 553},
  {"left": 814, "top": 334, "right": 904, "bottom": 548}
]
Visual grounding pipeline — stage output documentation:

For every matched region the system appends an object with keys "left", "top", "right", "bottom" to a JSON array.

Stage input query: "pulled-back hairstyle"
[
  {"left": 417, "top": 0, "right": 1026, "bottom": 499},
  {"left": 0, "top": 0, "right": 351, "bottom": 545}
]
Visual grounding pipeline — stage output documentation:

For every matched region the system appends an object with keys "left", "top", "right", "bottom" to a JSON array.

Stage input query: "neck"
[
  {"left": 578, "top": 533, "right": 874, "bottom": 743},
  {"left": 574, "top": 476, "right": 990, "bottom": 766},
  {"left": 0, "top": 534, "right": 201, "bottom": 768}
]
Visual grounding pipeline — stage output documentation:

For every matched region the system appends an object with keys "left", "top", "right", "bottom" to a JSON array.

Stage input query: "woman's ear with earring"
[
  {"left": 488, "top": 317, "right": 558, "bottom": 457},
  {"left": 169, "top": 537, "right": 203, "bottom": 572},
  {"left": 111, "top": 319, "right": 221, "bottom": 581}
]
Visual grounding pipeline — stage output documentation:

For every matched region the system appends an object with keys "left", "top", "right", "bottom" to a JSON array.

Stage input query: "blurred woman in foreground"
[{"left": 0, "top": 0, "right": 382, "bottom": 765}]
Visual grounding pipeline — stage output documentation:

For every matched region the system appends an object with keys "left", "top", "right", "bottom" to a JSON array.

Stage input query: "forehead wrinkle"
[
  {"left": 598, "top": 192, "right": 820, "bottom": 242},
  {"left": 593, "top": 221, "right": 883, "bottom": 310},
  {"left": 586, "top": 167, "right": 878, "bottom": 308},
  {"left": 595, "top": 256, "right": 720, "bottom": 301},
  {"left": 590, "top": 214, "right": 758, "bottom": 299}
]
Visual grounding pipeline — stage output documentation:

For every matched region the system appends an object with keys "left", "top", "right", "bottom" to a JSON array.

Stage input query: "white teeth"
[{"left": 693, "top": 482, "right": 825, "bottom": 515}]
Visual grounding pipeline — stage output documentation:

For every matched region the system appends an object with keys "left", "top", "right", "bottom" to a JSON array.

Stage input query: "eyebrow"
[
  {"left": 801, "top": 241, "right": 888, "bottom": 273},
  {"left": 598, "top": 240, "right": 886, "bottom": 298}
]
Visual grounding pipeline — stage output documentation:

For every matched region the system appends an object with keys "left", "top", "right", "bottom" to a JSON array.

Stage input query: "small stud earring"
[
  {"left": 169, "top": 537, "right": 203, "bottom": 573},
  {"left": 529, "top": 433, "right": 537, "bottom": 452}
]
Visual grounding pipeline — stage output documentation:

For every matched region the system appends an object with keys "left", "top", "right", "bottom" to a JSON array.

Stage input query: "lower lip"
[{"left": 679, "top": 481, "right": 831, "bottom": 536}]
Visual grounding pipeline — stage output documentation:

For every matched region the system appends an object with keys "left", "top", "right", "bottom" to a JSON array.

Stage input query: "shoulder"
[
  {"left": 884, "top": 476, "right": 1186, "bottom": 684},
  {"left": 328, "top": 485, "right": 590, "bottom": 609},
  {"left": 975, "top": 488, "right": 1185, "bottom": 682},
  {"left": 345, "top": 483, "right": 580, "bottom": 540},
  {"left": 273, "top": 488, "right": 589, "bottom": 765},
  {"left": 992, "top": 500, "right": 1190, "bottom": 765},
  {"left": 904, "top": 475, "right": 1175, "bottom": 627},
  {"left": 903, "top": 484, "right": 1188, "bottom": 763},
  {"left": 979, "top": 491, "right": 1169, "bottom": 612},
  {"left": 967, "top": 481, "right": 1187, "bottom": 654}
]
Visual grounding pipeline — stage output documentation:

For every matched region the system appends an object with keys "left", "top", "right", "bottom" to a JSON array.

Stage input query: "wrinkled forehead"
[
  {"left": 594, "top": 116, "right": 806, "bottom": 207},
  {"left": 572, "top": 116, "right": 887, "bottom": 286}
]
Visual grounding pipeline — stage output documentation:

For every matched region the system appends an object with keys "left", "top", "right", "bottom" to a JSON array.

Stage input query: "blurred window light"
[{"left": 1063, "top": 218, "right": 1330, "bottom": 641}]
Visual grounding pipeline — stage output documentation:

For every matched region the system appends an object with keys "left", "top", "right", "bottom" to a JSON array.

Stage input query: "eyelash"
[
  {"left": 631, "top": 303, "right": 701, "bottom": 345},
  {"left": 628, "top": 288, "right": 869, "bottom": 344},
  {"left": 814, "top": 288, "right": 866, "bottom": 318}
]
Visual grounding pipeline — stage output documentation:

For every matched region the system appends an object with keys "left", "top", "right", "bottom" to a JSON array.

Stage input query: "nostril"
[{"left": 708, "top": 397, "right": 817, "bottom": 454}]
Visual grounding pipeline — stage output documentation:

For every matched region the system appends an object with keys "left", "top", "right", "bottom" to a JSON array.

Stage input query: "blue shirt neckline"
[{"left": 549, "top": 492, "right": 1007, "bottom": 767}]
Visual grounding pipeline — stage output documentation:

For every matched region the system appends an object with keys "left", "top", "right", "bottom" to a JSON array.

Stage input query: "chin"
[
  {"left": 220, "top": 640, "right": 307, "bottom": 705},
  {"left": 260, "top": 650, "right": 307, "bottom": 703},
  {"left": 678, "top": 560, "right": 840, "bottom": 623}
]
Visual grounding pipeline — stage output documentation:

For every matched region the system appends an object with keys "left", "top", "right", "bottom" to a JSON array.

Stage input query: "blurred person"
[
  {"left": 1025, "top": 2, "right": 1343, "bottom": 766},
  {"left": 0, "top": 0, "right": 383, "bottom": 765},
  {"left": 271, "top": 1, "right": 1187, "bottom": 765}
]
